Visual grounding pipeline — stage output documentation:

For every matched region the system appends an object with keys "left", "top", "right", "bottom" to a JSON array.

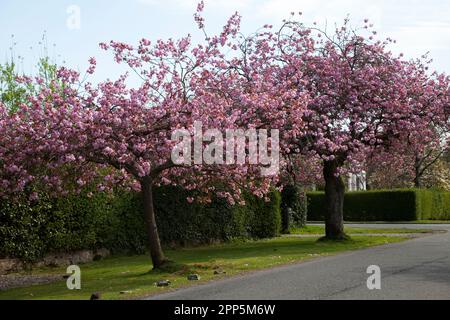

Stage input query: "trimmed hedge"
[
  {"left": 233, "top": 190, "right": 281, "bottom": 239},
  {"left": 0, "top": 190, "right": 114, "bottom": 262},
  {"left": 0, "top": 186, "right": 282, "bottom": 262},
  {"left": 415, "top": 189, "right": 450, "bottom": 220},
  {"left": 307, "top": 189, "right": 450, "bottom": 222},
  {"left": 281, "top": 184, "right": 307, "bottom": 232}
]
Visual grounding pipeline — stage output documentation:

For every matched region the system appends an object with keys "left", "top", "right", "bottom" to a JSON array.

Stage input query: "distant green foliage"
[
  {"left": 0, "top": 187, "right": 282, "bottom": 262},
  {"left": 307, "top": 189, "right": 450, "bottom": 221},
  {"left": 0, "top": 57, "right": 58, "bottom": 113},
  {"left": 0, "top": 62, "right": 28, "bottom": 113}
]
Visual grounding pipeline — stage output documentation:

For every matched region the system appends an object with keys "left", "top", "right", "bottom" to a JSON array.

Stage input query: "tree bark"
[
  {"left": 141, "top": 178, "right": 168, "bottom": 269},
  {"left": 414, "top": 156, "right": 422, "bottom": 188},
  {"left": 323, "top": 160, "right": 347, "bottom": 240},
  {"left": 413, "top": 175, "right": 421, "bottom": 189},
  {"left": 281, "top": 205, "right": 291, "bottom": 234}
]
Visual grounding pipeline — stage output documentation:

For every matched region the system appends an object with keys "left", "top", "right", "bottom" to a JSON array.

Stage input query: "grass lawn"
[
  {"left": 308, "top": 221, "right": 450, "bottom": 225},
  {"left": 404, "top": 220, "right": 450, "bottom": 224},
  {"left": 290, "top": 225, "right": 431, "bottom": 235},
  {"left": 0, "top": 235, "right": 411, "bottom": 300}
]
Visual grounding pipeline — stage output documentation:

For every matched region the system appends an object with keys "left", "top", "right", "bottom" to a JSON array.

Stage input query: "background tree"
[
  {"left": 366, "top": 134, "right": 449, "bottom": 190},
  {"left": 0, "top": 57, "right": 58, "bottom": 113},
  {"left": 266, "top": 17, "right": 449, "bottom": 239},
  {"left": 365, "top": 65, "right": 449, "bottom": 190}
]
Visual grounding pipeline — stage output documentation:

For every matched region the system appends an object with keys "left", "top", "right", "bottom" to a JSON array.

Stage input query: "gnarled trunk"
[
  {"left": 141, "top": 178, "right": 168, "bottom": 269},
  {"left": 323, "top": 160, "right": 346, "bottom": 240}
]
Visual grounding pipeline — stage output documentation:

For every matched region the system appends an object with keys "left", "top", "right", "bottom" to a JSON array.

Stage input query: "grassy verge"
[
  {"left": 308, "top": 221, "right": 450, "bottom": 224},
  {"left": 0, "top": 235, "right": 410, "bottom": 300},
  {"left": 290, "top": 225, "right": 431, "bottom": 235}
]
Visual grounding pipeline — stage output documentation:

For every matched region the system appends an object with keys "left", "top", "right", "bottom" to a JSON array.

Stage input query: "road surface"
[{"left": 147, "top": 224, "right": 450, "bottom": 300}]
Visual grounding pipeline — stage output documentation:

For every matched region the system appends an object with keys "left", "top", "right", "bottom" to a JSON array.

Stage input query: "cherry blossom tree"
[
  {"left": 256, "top": 16, "right": 450, "bottom": 239},
  {"left": 2, "top": 3, "right": 448, "bottom": 269},
  {"left": 366, "top": 127, "right": 449, "bottom": 190},
  {"left": 205, "top": 2, "right": 449, "bottom": 233},
  {"left": 0, "top": 7, "right": 270, "bottom": 269},
  {"left": 366, "top": 59, "right": 449, "bottom": 190},
  {"left": 189, "top": 11, "right": 449, "bottom": 239}
]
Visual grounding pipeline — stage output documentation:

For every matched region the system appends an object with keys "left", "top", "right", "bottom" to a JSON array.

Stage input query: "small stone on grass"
[
  {"left": 156, "top": 280, "right": 171, "bottom": 287},
  {"left": 187, "top": 274, "right": 200, "bottom": 281},
  {"left": 90, "top": 292, "right": 101, "bottom": 300},
  {"left": 119, "top": 290, "right": 132, "bottom": 294},
  {"left": 213, "top": 270, "right": 226, "bottom": 275}
]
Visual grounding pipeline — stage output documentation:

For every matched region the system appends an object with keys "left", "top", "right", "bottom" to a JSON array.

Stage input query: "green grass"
[
  {"left": 290, "top": 225, "right": 431, "bottom": 235},
  {"left": 0, "top": 235, "right": 410, "bottom": 300},
  {"left": 411, "top": 220, "right": 450, "bottom": 224},
  {"left": 308, "top": 220, "right": 450, "bottom": 224}
]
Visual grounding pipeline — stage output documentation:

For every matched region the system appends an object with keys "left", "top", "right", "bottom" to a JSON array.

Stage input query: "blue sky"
[{"left": 1, "top": 0, "right": 450, "bottom": 85}]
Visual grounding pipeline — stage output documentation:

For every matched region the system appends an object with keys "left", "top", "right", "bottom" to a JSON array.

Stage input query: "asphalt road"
[{"left": 147, "top": 224, "right": 450, "bottom": 300}]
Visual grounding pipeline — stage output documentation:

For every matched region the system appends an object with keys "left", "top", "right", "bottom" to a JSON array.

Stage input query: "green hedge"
[
  {"left": 281, "top": 184, "right": 307, "bottom": 232},
  {"left": 0, "top": 190, "right": 114, "bottom": 262},
  {"left": 0, "top": 187, "right": 282, "bottom": 262},
  {"left": 233, "top": 190, "right": 281, "bottom": 239},
  {"left": 415, "top": 190, "right": 450, "bottom": 220},
  {"left": 307, "top": 189, "right": 450, "bottom": 222}
]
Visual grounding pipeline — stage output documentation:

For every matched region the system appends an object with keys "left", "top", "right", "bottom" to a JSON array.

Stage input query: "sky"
[{"left": 1, "top": 0, "right": 450, "bottom": 85}]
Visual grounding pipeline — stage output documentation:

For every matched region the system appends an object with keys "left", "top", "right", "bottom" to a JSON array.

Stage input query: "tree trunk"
[
  {"left": 414, "top": 156, "right": 422, "bottom": 188},
  {"left": 323, "top": 160, "right": 347, "bottom": 240},
  {"left": 414, "top": 175, "right": 421, "bottom": 189},
  {"left": 141, "top": 178, "right": 168, "bottom": 269},
  {"left": 281, "top": 206, "right": 291, "bottom": 234},
  {"left": 366, "top": 165, "right": 374, "bottom": 190}
]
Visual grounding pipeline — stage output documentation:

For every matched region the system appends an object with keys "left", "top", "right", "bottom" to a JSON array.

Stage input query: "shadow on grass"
[{"left": 317, "top": 234, "right": 353, "bottom": 242}]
